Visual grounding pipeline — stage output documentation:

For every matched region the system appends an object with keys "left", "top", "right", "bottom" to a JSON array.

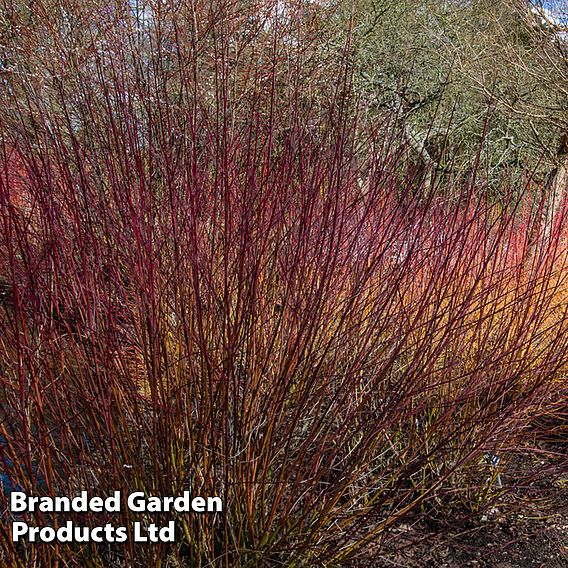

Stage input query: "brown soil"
[{"left": 349, "top": 452, "right": 568, "bottom": 568}]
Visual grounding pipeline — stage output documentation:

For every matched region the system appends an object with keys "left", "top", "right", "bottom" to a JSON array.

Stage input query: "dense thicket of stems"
[{"left": 0, "top": 2, "right": 567, "bottom": 566}]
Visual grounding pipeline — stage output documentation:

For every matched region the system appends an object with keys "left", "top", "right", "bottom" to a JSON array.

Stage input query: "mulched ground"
[{"left": 349, "top": 451, "right": 568, "bottom": 567}]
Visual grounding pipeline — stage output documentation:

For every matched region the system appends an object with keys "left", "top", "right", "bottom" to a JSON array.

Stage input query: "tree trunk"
[{"left": 543, "top": 134, "right": 568, "bottom": 244}]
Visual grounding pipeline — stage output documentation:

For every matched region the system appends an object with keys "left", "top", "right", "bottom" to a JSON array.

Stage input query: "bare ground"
[{"left": 349, "top": 451, "right": 568, "bottom": 568}]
